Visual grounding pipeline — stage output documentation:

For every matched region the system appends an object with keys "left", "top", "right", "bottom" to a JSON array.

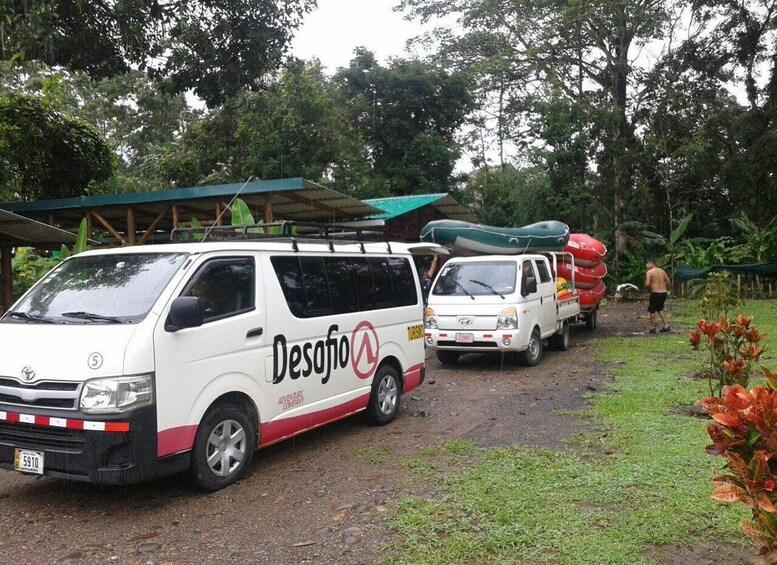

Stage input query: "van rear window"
[{"left": 270, "top": 255, "right": 418, "bottom": 318}]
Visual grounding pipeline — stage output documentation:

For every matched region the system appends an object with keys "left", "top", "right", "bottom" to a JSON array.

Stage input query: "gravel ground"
[{"left": 0, "top": 301, "right": 748, "bottom": 564}]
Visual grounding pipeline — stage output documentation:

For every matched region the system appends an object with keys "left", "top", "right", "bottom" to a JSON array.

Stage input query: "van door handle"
[{"left": 247, "top": 327, "right": 263, "bottom": 338}]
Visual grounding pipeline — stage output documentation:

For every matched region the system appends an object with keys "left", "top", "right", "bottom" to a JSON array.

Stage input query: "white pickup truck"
[{"left": 423, "top": 253, "right": 580, "bottom": 366}]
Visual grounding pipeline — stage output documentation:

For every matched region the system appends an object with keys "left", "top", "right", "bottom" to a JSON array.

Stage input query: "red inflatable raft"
[
  {"left": 563, "top": 233, "right": 607, "bottom": 267},
  {"left": 578, "top": 281, "right": 606, "bottom": 308},
  {"left": 557, "top": 261, "right": 608, "bottom": 289}
]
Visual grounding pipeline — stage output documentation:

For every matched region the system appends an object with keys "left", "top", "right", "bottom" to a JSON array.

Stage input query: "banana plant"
[{"left": 644, "top": 213, "right": 693, "bottom": 288}]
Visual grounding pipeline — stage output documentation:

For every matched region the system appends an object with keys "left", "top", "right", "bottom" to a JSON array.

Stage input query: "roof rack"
[{"left": 170, "top": 220, "right": 393, "bottom": 254}]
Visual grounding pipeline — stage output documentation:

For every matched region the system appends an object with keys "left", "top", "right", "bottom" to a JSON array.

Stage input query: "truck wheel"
[
  {"left": 520, "top": 328, "right": 543, "bottom": 366},
  {"left": 551, "top": 321, "right": 570, "bottom": 351},
  {"left": 189, "top": 403, "right": 256, "bottom": 492},
  {"left": 436, "top": 350, "right": 459, "bottom": 365},
  {"left": 585, "top": 309, "right": 598, "bottom": 331},
  {"left": 366, "top": 364, "right": 401, "bottom": 426}
]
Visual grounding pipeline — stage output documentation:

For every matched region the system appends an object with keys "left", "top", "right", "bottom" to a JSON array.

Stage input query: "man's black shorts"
[{"left": 648, "top": 292, "right": 667, "bottom": 313}]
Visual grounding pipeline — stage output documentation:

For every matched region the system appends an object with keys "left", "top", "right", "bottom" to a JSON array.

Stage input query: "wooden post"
[
  {"left": 1, "top": 247, "right": 12, "bottom": 313},
  {"left": 86, "top": 212, "right": 93, "bottom": 241},
  {"left": 215, "top": 203, "right": 222, "bottom": 227},
  {"left": 264, "top": 196, "right": 273, "bottom": 234},
  {"left": 47, "top": 214, "right": 54, "bottom": 226},
  {"left": 127, "top": 209, "right": 136, "bottom": 245},
  {"left": 92, "top": 211, "right": 126, "bottom": 244}
]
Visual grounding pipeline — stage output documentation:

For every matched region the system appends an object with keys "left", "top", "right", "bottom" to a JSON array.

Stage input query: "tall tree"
[
  {"left": 0, "top": 94, "right": 114, "bottom": 200},
  {"left": 400, "top": 0, "right": 670, "bottom": 263},
  {"left": 154, "top": 59, "right": 368, "bottom": 191},
  {"left": 1, "top": 0, "right": 317, "bottom": 107},
  {"left": 335, "top": 49, "right": 473, "bottom": 196}
]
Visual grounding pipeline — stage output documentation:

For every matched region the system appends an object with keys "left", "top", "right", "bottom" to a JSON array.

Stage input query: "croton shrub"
[
  {"left": 690, "top": 314, "right": 765, "bottom": 396},
  {"left": 702, "top": 376, "right": 777, "bottom": 559}
]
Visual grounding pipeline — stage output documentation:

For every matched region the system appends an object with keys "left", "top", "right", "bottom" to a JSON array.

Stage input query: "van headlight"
[
  {"left": 425, "top": 307, "right": 438, "bottom": 329},
  {"left": 80, "top": 374, "right": 154, "bottom": 414},
  {"left": 497, "top": 307, "right": 518, "bottom": 330}
]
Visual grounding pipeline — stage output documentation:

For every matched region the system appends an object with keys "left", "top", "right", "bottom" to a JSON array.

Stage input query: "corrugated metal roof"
[
  {"left": 364, "top": 193, "right": 476, "bottom": 222},
  {"left": 0, "top": 209, "right": 78, "bottom": 246},
  {"left": 0, "top": 178, "right": 382, "bottom": 228}
]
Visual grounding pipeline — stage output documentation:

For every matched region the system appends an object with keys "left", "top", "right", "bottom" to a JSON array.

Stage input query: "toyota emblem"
[{"left": 21, "top": 366, "right": 35, "bottom": 381}]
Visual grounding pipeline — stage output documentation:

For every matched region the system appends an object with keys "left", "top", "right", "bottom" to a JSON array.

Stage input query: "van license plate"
[
  {"left": 14, "top": 449, "right": 44, "bottom": 475},
  {"left": 455, "top": 332, "right": 474, "bottom": 344}
]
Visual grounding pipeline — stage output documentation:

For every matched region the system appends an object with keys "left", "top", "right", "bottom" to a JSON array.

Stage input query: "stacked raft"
[{"left": 561, "top": 234, "right": 607, "bottom": 310}]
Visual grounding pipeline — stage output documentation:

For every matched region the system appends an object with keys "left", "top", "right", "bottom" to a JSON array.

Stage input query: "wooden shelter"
[
  {"left": 1, "top": 178, "right": 383, "bottom": 245},
  {"left": 0, "top": 209, "right": 80, "bottom": 312}
]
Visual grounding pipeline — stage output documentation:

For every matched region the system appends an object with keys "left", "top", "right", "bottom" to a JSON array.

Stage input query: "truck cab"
[{"left": 423, "top": 254, "right": 580, "bottom": 366}]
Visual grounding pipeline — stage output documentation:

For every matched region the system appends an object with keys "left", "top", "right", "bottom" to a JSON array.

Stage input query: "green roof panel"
[{"left": 364, "top": 193, "right": 476, "bottom": 222}]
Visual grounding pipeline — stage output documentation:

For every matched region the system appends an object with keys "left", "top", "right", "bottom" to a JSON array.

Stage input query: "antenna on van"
[{"left": 201, "top": 175, "right": 255, "bottom": 242}]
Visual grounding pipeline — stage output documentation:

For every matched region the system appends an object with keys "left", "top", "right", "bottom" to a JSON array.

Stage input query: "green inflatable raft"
[{"left": 420, "top": 220, "right": 570, "bottom": 255}]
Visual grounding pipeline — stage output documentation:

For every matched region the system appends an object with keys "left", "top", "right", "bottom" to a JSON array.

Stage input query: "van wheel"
[
  {"left": 436, "top": 350, "right": 459, "bottom": 365},
  {"left": 189, "top": 404, "right": 255, "bottom": 492},
  {"left": 551, "top": 321, "right": 570, "bottom": 351},
  {"left": 586, "top": 309, "right": 598, "bottom": 331},
  {"left": 520, "top": 328, "right": 543, "bottom": 366},
  {"left": 366, "top": 364, "right": 401, "bottom": 426}
]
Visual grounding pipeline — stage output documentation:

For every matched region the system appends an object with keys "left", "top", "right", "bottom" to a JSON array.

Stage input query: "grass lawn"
[{"left": 387, "top": 300, "right": 777, "bottom": 564}]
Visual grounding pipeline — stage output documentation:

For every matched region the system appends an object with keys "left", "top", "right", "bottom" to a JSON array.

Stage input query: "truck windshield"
[
  {"left": 4, "top": 253, "right": 188, "bottom": 324},
  {"left": 432, "top": 261, "right": 517, "bottom": 297}
]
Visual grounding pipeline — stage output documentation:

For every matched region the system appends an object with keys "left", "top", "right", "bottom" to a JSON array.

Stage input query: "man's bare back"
[{"left": 645, "top": 267, "right": 670, "bottom": 293}]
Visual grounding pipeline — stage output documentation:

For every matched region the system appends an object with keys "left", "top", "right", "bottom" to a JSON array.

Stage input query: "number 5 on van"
[{"left": 0, "top": 233, "right": 438, "bottom": 491}]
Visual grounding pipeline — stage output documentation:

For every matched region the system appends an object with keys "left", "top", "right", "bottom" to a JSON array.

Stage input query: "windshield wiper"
[
  {"left": 469, "top": 279, "right": 505, "bottom": 299},
  {"left": 61, "top": 311, "right": 124, "bottom": 323},
  {"left": 452, "top": 279, "right": 475, "bottom": 300},
  {"left": 5, "top": 311, "right": 56, "bottom": 324}
]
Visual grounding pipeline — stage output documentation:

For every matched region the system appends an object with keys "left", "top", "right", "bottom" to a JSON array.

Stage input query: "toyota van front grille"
[{"left": 0, "top": 378, "right": 80, "bottom": 411}]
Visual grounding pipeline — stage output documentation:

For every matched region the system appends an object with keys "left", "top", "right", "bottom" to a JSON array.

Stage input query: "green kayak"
[{"left": 420, "top": 219, "right": 570, "bottom": 255}]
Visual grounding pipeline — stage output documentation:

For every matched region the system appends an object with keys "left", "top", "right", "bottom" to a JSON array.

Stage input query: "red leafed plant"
[
  {"left": 690, "top": 314, "right": 766, "bottom": 396},
  {"left": 703, "top": 374, "right": 777, "bottom": 560}
]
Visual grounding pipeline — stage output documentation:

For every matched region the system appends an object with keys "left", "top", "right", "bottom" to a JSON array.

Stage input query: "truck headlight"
[
  {"left": 425, "top": 307, "right": 438, "bottom": 329},
  {"left": 497, "top": 307, "right": 518, "bottom": 330},
  {"left": 80, "top": 374, "right": 154, "bottom": 414}
]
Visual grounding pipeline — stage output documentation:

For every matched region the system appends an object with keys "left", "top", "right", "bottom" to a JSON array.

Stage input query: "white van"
[
  {"left": 424, "top": 254, "right": 580, "bottom": 365},
  {"left": 0, "top": 235, "right": 429, "bottom": 490}
]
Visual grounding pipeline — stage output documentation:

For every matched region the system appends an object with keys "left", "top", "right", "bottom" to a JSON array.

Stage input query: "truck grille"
[
  {"left": 437, "top": 340, "right": 499, "bottom": 348},
  {"left": 0, "top": 421, "right": 86, "bottom": 452},
  {"left": 0, "top": 378, "right": 80, "bottom": 411}
]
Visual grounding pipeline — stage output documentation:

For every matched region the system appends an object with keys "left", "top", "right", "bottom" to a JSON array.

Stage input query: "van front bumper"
[
  {"left": 0, "top": 404, "right": 160, "bottom": 485},
  {"left": 424, "top": 329, "right": 528, "bottom": 353}
]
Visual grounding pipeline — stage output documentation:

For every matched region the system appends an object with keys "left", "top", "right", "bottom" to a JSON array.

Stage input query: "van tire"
[
  {"left": 366, "top": 364, "right": 401, "bottom": 426},
  {"left": 520, "top": 328, "right": 543, "bottom": 366},
  {"left": 436, "top": 350, "right": 459, "bottom": 365},
  {"left": 550, "top": 321, "right": 570, "bottom": 351},
  {"left": 188, "top": 403, "right": 256, "bottom": 492}
]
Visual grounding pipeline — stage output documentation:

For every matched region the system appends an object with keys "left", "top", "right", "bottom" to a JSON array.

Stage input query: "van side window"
[
  {"left": 271, "top": 255, "right": 418, "bottom": 318},
  {"left": 299, "top": 257, "right": 331, "bottom": 316},
  {"left": 369, "top": 257, "right": 394, "bottom": 308},
  {"left": 535, "top": 260, "right": 551, "bottom": 283},
  {"left": 388, "top": 257, "right": 417, "bottom": 306},
  {"left": 183, "top": 257, "right": 255, "bottom": 322},
  {"left": 326, "top": 257, "right": 359, "bottom": 314}
]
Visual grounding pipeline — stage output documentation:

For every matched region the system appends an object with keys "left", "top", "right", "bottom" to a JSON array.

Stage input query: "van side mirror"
[
  {"left": 521, "top": 276, "right": 537, "bottom": 297},
  {"left": 165, "top": 296, "right": 204, "bottom": 332}
]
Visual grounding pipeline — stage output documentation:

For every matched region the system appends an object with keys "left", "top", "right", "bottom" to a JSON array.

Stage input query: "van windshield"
[
  {"left": 432, "top": 261, "right": 517, "bottom": 297},
  {"left": 4, "top": 253, "right": 188, "bottom": 324}
]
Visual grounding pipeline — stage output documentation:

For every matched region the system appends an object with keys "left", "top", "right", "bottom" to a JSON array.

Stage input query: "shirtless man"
[{"left": 645, "top": 259, "right": 671, "bottom": 333}]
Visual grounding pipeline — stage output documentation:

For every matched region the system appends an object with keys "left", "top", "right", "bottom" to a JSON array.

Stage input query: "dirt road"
[{"left": 0, "top": 304, "right": 648, "bottom": 564}]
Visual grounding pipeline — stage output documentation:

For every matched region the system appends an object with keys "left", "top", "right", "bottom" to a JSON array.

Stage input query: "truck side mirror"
[
  {"left": 165, "top": 296, "right": 204, "bottom": 332},
  {"left": 521, "top": 277, "right": 537, "bottom": 297}
]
